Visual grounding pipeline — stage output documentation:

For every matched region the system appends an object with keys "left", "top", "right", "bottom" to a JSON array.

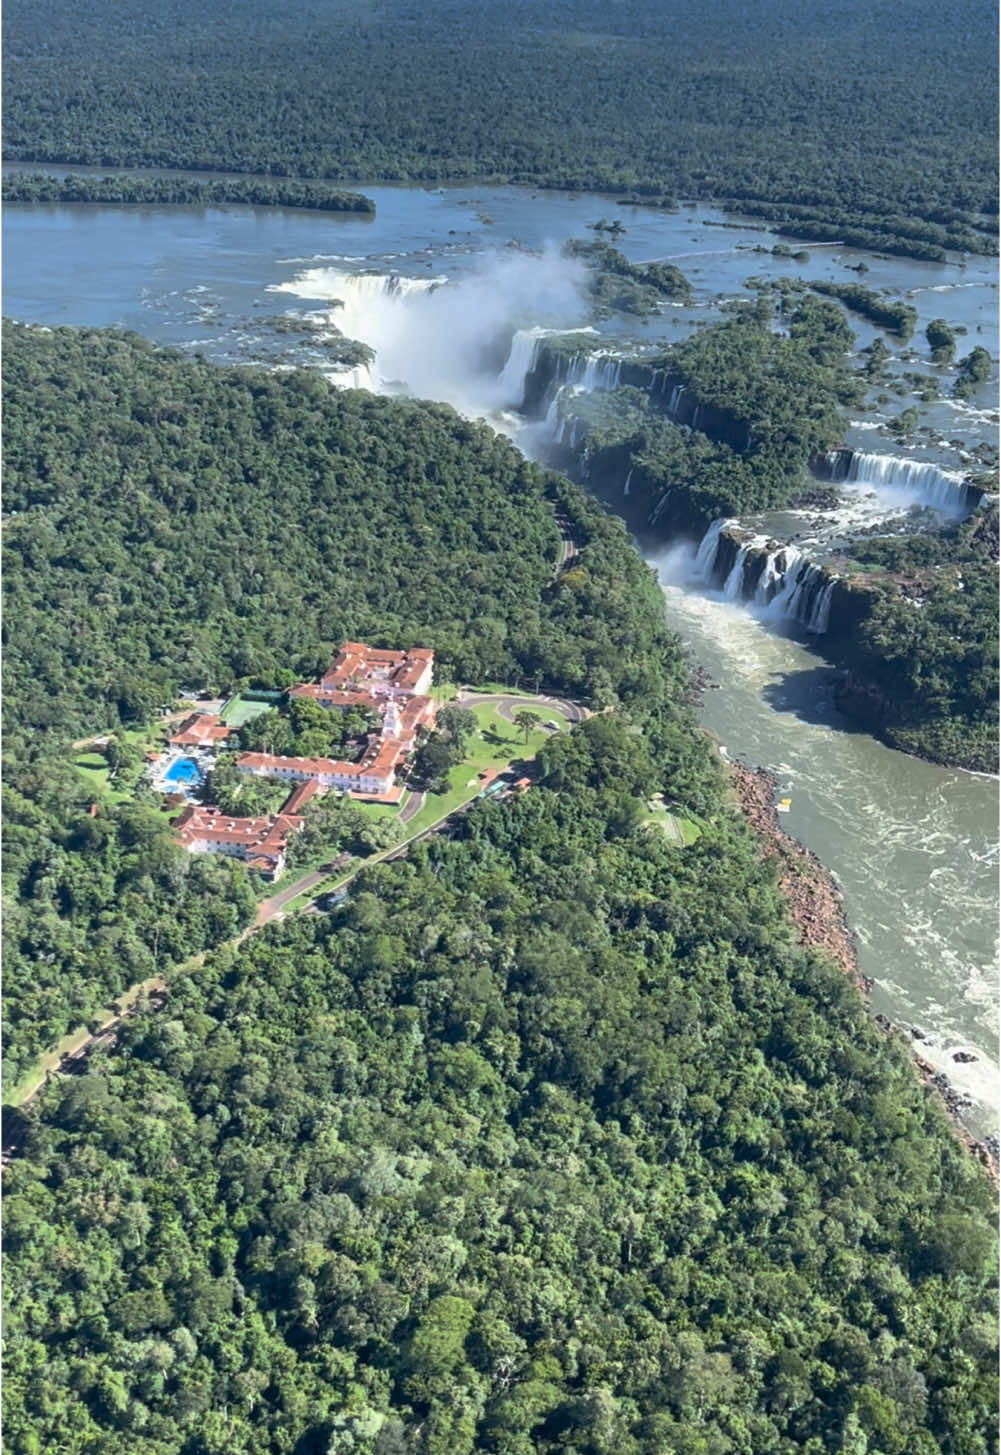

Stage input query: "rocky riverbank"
[
  {"left": 731, "top": 758, "right": 999, "bottom": 1187},
  {"left": 730, "top": 759, "right": 865, "bottom": 989}
]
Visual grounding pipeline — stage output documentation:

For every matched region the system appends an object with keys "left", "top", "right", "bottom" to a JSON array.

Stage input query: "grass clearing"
[
  {"left": 401, "top": 702, "right": 567, "bottom": 837},
  {"left": 643, "top": 798, "right": 705, "bottom": 847},
  {"left": 73, "top": 752, "right": 111, "bottom": 792}
]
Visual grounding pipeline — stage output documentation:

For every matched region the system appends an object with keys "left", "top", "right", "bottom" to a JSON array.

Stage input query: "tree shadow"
[
  {"left": 481, "top": 728, "right": 513, "bottom": 747},
  {"left": 760, "top": 666, "right": 870, "bottom": 736}
]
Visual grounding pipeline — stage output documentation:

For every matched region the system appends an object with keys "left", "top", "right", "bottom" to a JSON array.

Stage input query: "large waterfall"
[
  {"left": 269, "top": 250, "right": 589, "bottom": 414},
  {"left": 833, "top": 451, "right": 972, "bottom": 510},
  {"left": 694, "top": 520, "right": 836, "bottom": 634}
]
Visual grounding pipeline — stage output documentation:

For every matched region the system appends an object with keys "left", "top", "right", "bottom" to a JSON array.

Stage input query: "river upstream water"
[{"left": 4, "top": 179, "right": 998, "bottom": 1135}]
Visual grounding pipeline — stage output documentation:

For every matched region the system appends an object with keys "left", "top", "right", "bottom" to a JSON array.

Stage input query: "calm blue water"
[{"left": 164, "top": 757, "right": 202, "bottom": 785}]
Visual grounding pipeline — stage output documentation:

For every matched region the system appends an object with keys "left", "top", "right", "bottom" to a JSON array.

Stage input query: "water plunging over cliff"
[
  {"left": 695, "top": 521, "right": 837, "bottom": 634},
  {"left": 269, "top": 251, "right": 589, "bottom": 411},
  {"left": 827, "top": 450, "right": 974, "bottom": 511}
]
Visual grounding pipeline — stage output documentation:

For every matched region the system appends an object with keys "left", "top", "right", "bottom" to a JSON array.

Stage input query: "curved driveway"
[{"left": 457, "top": 690, "right": 588, "bottom": 724}]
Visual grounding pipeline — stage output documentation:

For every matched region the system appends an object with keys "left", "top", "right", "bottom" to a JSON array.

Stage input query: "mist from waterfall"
[{"left": 269, "top": 248, "right": 589, "bottom": 419}]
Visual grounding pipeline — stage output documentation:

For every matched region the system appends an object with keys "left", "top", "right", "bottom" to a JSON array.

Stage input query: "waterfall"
[
  {"left": 623, "top": 468, "right": 633, "bottom": 497},
  {"left": 668, "top": 383, "right": 684, "bottom": 416},
  {"left": 808, "top": 579, "right": 836, "bottom": 634},
  {"left": 767, "top": 560, "right": 835, "bottom": 633},
  {"left": 752, "top": 545, "right": 797, "bottom": 605},
  {"left": 327, "top": 362, "right": 379, "bottom": 392},
  {"left": 693, "top": 519, "right": 731, "bottom": 580},
  {"left": 649, "top": 489, "right": 673, "bottom": 525},
  {"left": 559, "top": 351, "right": 624, "bottom": 392},
  {"left": 721, "top": 551, "right": 748, "bottom": 600},
  {"left": 497, "top": 327, "right": 548, "bottom": 407},
  {"left": 692, "top": 522, "right": 836, "bottom": 633},
  {"left": 842, "top": 451, "right": 971, "bottom": 509}
]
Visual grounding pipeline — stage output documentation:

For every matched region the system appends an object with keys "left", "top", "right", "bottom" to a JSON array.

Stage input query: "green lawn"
[
  {"left": 73, "top": 752, "right": 111, "bottom": 793},
  {"left": 676, "top": 814, "right": 705, "bottom": 846},
  {"left": 301, "top": 704, "right": 570, "bottom": 898},
  {"left": 642, "top": 798, "right": 705, "bottom": 847},
  {"left": 462, "top": 682, "right": 543, "bottom": 698},
  {"left": 400, "top": 702, "right": 567, "bottom": 837},
  {"left": 72, "top": 750, "right": 143, "bottom": 807}
]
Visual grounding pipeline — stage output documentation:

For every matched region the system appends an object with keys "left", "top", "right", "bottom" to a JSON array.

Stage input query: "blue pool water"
[{"left": 165, "top": 757, "right": 203, "bottom": 786}]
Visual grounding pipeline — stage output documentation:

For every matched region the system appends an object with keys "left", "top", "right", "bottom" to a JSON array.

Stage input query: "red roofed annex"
[
  {"left": 173, "top": 804, "right": 307, "bottom": 880},
  {"left": 169, "top": 712, "right": 232, "bottom": 748}
]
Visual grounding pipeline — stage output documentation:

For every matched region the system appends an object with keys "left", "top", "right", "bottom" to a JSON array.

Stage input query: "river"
[{"left": 4, "top": 180, "right": 998, "bottom": 1134}]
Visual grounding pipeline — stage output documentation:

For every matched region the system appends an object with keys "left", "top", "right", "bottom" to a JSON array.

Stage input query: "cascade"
[
  {"left": 497, "top": 327, "right": 548, "bottom": 407},
  {"left": 693, "top": 519, "right": 731, "bottom": 580},
  {"left": 692, "top": 521, "right": 836, "bottom": 633},
  {"left": 766, "top": 560, "right": 834, "bottom": 633},
  {"left": 808, "top": 579, "right": 836, "bottom": 634},
  {"left": 649, "top": 489, "right": 673, "bottom": 525},
  {"left": 721, "top": 551, "right": 748, "bottom": 600},
  {"left": 559, "top": 351, "right": 625, "bottom": 392},
  {"left": 328, "top": 361, "right": 379, "bottom": 391},
  {"left": 752, "top": 545, "right": 797, "bottom": 605},
  {"left": 841, "top": 451, "right": 971, "bottom": 509},
  {"left": 623, "top": 467, "right": 633, "bottom": 497}
]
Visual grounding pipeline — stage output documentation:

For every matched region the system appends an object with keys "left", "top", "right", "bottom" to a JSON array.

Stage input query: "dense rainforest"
[
  {"left": 3, "top": 0, "right": 997, "bottom": 256},
  {"left": 2, "top": 322, "right": 998, "bottom": 1455},
  {"left": 832, "top": 505, "right": 1000, "bottom": 769},
  {"left": 2, "top": 320, "right": 708, "bottom": 1078},
  {"left": 4, "top": 724, "right": 998, "bottom": 1454}
]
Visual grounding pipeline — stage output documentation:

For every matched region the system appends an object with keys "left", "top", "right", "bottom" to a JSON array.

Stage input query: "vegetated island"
[
  {"left": 2, "top": 0, "right": 996, "bottom": 260},
  {"left": 2, "top": 320, "right": 997, "bottom": 1455},
  {"left": 2, "top": 171, "right": 376, "bottom": 214},
  {"left": 522, "top": 287, "right": 999, "bottom": 773}
]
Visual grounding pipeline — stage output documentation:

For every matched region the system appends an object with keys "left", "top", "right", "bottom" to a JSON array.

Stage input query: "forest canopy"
[
  {"left": 3, "top": 0, "right": 997, "bottom": 254},
  {"left": 1, "top": 321, "right": 997, "bottom": 1455}
]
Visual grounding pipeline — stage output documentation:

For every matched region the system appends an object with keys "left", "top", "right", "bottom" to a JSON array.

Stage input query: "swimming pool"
[{"left": 164, "top": 757, "right": 203, "bottom": 786}]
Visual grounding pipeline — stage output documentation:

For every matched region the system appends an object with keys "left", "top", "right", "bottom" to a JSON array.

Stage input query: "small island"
[{"left": 2, "top": 171, "right": 376, "bottom": 215}]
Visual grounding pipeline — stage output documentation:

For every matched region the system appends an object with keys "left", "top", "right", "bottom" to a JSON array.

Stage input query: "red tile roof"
[
  {"left": 174, "top": 804, "right": 304, "bottom": 866},
  {"left": 288, "top": 684, "right": 377, "bottom": 709},
  {"left": 169, "top": 712, "right": 231, "bottom": 747},
  {"left": 280, "top": 780, "right": 320, "bottom": 814},
  {"left": 236, "top": 750, "right": 392, "bottom": 780},
  {"left": 320, "top": 642, "right": 434, "bottom": 695}
]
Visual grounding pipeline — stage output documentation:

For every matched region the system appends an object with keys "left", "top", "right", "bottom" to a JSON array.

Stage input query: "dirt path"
[
  {"left": 399, "top": 790, "right": 426, "bottom": 825},
  {"left": 5, "top": 976, "right": 167, "bottom": 1111}
]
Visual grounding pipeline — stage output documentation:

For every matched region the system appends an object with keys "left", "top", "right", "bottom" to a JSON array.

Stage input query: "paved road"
[
  {"left": 399, "top": 789, "right": 426, "bottom": 825},
  {"left": 15, "top": 691, "right": 586, "bottom": 1113},
  {"left": 458, "top": 690, "right": 588, "bottom": 725},
  {"left": 256, "top": 853, "right": 352, "bottom": 924},
  {"left": 553, "top": 512, "right": 578, "bottom": 569}
]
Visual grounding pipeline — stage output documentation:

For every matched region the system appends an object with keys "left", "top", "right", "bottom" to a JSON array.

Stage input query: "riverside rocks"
[
  {"left": 730, "top": 757, "right": 999, "bottom": 1187},
  {"left": 730, "top": 760, "right": 864, "bottom": 989}
]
